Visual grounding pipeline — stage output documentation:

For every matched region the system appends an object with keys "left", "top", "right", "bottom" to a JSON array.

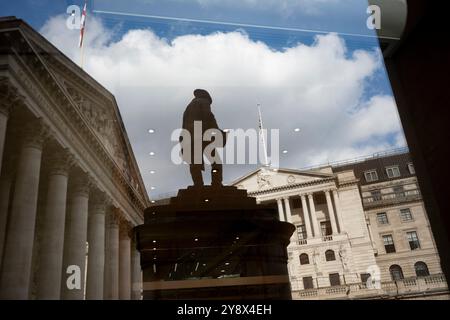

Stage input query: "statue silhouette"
[{"left": 179, "top": 89, "right": 226, "bottom": 187}]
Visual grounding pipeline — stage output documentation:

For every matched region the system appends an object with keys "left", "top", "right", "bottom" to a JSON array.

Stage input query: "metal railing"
[
  {"left": 362, "top": 189, "right": 421, "bottom": 208},
  {"left": 291, "top": 273, "right": 448, "bottom": 300}
]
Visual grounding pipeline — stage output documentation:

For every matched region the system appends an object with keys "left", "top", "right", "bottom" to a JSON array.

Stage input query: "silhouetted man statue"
[{"left": 180, "top": 89, "right": 226, "bottom": 187}]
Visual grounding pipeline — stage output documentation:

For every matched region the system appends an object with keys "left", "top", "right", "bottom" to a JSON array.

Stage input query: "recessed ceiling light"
[
  {"left": 282, "top": 150, "right": 288, "bottom": 154},
  {"left": 153, "top": 247, "right": 156, "bottom": 250},
  {"left": 148, "top": 129, "right": 155, "bottom": 133},
  {"left": 294, "top": 128, "right": 300, "bottom": 132},
  {"left": 235, "top": 236, "right": 239, "bottom": 240},
  {"left": 225, "top": 262, "right": 230, "bottom": 265},
  {"left": 204, "top": 199, "right": 209, "bottom": 202},
  {"left": 194, "top": 238, "right": 198, "bottom": 241},
  {"left": 149, "top": 152, "right": 155, "bottom": 156},
  {"left": 150, "top": 170, "right": 156, "bottom": 174},
  {"left": 221, "top": 270, "right": 225, "bottom": 273},
  {"left": 153, "top": 240, "right": 156, "bottom": 243}
]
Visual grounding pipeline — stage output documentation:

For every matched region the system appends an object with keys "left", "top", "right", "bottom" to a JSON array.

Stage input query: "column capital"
[
  {"left": 0, "top": 76, "right": 23, "bottom": 116},
  {"left": 47, "top": 149, "right": 75, "bottom": 176},
  {"left": 106, "top": 207, "right": 122, "bottom": 227},
  {"left": 69, "top": 172, "right": 93, "bottom": 197},
  {"left": 89, "top": 189, "right": 111, "bottom": 214},
  {"left": 119, "top": 218, "right": 133, "bottom": 240},
  {"left": 20, "top": 118, "right": 51, "bottom": 150}
]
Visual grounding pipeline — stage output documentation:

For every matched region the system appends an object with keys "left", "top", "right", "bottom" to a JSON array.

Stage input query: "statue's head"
[{"left": 193, "top": 89, "right": 212, "bottom": 104}]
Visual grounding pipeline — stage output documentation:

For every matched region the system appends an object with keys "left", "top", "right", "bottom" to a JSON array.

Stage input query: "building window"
[
  {"left": 364, "top": 170, "right": 378, "bottom": 182},
  {"left": 297, "top": 225, "right": 307, "bottom": 240},
  {"left": 320, "top": 221, "right": 332, "bottom": 236},
  {"left": 376, "top": 212, "right": 389, "bottom": 225},
  {"left": 371, "top": 190, "right": 382, "bottom": 201},
  {"left": 383, "top": 234, "right": 396, "bottom": 253},
  {"left": 329, "top": 273, "right": 341, "bottom": 286},
  {"left": 299, "top": 253, "right": 310, "bottom": 265},
  {"left": 360, "top": 273, "right": 371, "bottom": 285},
  {"left": 386, "top": 166, "right": 401, "bottom": 178},
  {"left": 389, "top": 265, "right": 404, "bottom": 281},
  {"left": 407, "top": 231, "right": 421, "bottom": 250},
  {"left": 414, "top": 261, "right": 430, "bottom": 277},
  {"left": 393, "top": 185, "right": 405, "bottom": 197},
  {"left": 303, "top": 276, "right": 314, "bottom": 289},
  {"left": 400, "top": 208, "right": 413, "bottom": 222},
  {"left": 408, "top": 163, "right": 415, "bottom": 174},
  {"left": 325, "top": 250, "right": 336, "bottom": 261}
]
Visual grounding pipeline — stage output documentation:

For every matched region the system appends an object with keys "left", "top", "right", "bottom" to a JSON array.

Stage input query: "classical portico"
[
  {"left": 233, "top": 166, "right": 378, "bottom": 291},
  {"left": 0, "top": 18, "right": 148, "bottom": 300}
]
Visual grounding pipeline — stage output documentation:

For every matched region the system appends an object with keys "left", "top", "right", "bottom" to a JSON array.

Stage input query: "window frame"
[
  {"left": 400, "top": 208, "right": 413, "bottom": 222},
  {"left": 299, "top": 253, "right": 310, "bottom": 265},
  {"left": 389, "top": 265, "right": 404, "bottom": 281},
  {"left": 303, "top": 276, "right": 314, "bottom": 289},
  {"left": 414, "top": 261, "right": 430, "bottom": 277},
  {"left": 376, "top": 212, "right": 389, "bottom": 225},
  {"left": 382, "top": 234, "right": 396, "bottom": 253},
  {"left": 297, "top": 224, "right": 307, "bottom": 240},
  {"left": 364, "top": 169, "right": 378, "bottom": 182},
  {"left": 406, "top": 231, "right": 421, "bottom": 250},
  {"left": 329, "top": 273, "right": 341, "bottom": 286},
  {"left": 325, "top": 249, "right": 336, "bottom": 261},
  {"left": 386, "top": 165, "right": 401, "bottom": 178}
]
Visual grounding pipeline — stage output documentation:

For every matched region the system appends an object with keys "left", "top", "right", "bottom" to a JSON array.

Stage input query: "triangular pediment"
[
  {"left": 12, "top": 21, "right": 149, "bottom": 202},
  {"left": 231, "top": 167, "right": 334, "bottom": 193}
]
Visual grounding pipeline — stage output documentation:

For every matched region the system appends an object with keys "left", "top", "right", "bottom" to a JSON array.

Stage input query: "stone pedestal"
[{"left": 135, "top": 186, "right": 295, "bottom": 300}]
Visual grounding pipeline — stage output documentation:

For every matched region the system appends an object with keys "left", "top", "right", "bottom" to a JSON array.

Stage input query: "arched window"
[
  {"left": 299, "top": 253, "right": 309, "bottom": 265},
  {"left": 414, "top": 261, "right": 430, "bottom": 277},
  {"left": 325, "top": 250, "right": 336, "bottom": 261},
  {"left": 389, "top": 265, "right": 404, "bottom": 281}
]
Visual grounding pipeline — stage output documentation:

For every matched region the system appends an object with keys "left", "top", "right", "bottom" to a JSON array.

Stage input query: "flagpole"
[
  {"left": 79, "top": 0, "right": 87, "bottom": 69},
  {"left": 257, "top": 103, "right": 270, "bottom": 167}
]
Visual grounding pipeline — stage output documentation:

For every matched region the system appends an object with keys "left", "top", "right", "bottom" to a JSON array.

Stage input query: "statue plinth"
[{"left": 135, "top": 186, "right": 295, "bottom": 300}]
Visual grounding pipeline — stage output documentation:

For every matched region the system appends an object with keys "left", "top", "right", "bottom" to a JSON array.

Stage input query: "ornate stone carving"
[
  {"left": 46, "top": 149, "right": 75, "bottom": 176},
  {"left": 119, "top": 218, "right": 133, "bottom": 240},
  {"left": 20, "top": 118, "right": 51, "bottom": 150},
  {"left": 257, "top": 170, "right": 272, "bottom": 189},
  {"left": 69, "top": 172, "right": 92, "bottom": 197},
  {"left": 0, "top": 76, "right": 23, "bottom": 116},
  {"left": 287, "top": 175, "right": 296, "bottom": 184},
  {"left": 89, "top": 189, "right": 111, "bottom": 214}
]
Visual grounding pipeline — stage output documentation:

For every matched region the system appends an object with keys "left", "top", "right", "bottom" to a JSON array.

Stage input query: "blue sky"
[{"left": 1, "top": 0, "right": 405, "bottom": 197}]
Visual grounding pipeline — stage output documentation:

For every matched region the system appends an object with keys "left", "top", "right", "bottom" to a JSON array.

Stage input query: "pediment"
[{"left": 232, "top": 167, "right": 334, "bottom": 193}]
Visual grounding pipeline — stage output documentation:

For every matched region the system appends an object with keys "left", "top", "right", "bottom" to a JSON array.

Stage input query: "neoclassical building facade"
[
  {"left": 232, "top": 150, "right": 449, "bottom": 299},
  {"left": 0, "top": 17, "right": 148, "bottom": 299}
]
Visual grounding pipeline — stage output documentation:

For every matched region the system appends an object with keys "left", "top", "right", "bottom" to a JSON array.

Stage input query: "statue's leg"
[
  {"left": 211, "top": 149, "right": 223, "bottom": 187},
  {"left": 190, "top": 164, "right": 204, "bottom": 187}
]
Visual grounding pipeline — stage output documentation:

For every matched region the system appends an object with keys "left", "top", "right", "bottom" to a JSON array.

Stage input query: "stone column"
[
  {"left": 307, "top": 193, "right": 320, "bottom": 238},
  {"left": 86, "top": 192, "right": 108, "bottom": 300},
  {"left": 0, "top": 106, "right": 12, "bottom": 172},
  {"left": 300, "top": 194, "right": 312, "bottom": 238},
  {"left": 0, "top": 120, "right": 47, "bottom": 299},
  {"left": 0, "top": 157, "right": 14, "bottom": 268},
  {"left": 324, "top": 190, "right": 338, "bottom": 235},
  {"left": 131, "top": 238, "right": 141, "bottom": 300},
  {"left": 119, "top": 220, "right": 131, "bottom": 300},
  {"left": 276, "top": 198, "right": 285, "bottom": 222},
  {"left": 104, "top": 209, "right": 120, "bottom": 300},
  {"left": 61, "top": 173, "right": 90, "bottom": 300},
  {"left": 37, "top": 151, "right": 72, "bottom": 299},
  {"left": 283, "top": 197, "right": 293, "bottom": 223},
  {"left": 332, "top": 189, "right": 344, "bottom": 233}
]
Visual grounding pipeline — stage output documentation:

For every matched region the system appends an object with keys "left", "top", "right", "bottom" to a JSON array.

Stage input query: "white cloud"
[{"left": 40, "top": 15, "right": 405, "bottom": 198}]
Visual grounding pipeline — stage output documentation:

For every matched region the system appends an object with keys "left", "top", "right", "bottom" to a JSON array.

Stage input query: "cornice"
[
  {"left": 248, "top": 177, "right": 336, "bottom": 196},
  {"left": 2, "top": 29, "right": 147, "bottom": 215}
]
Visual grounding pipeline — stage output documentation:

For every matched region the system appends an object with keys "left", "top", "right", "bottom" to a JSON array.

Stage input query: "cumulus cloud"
[{"left": 40, "top": 15, "right": 405, "bottom": 198}]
